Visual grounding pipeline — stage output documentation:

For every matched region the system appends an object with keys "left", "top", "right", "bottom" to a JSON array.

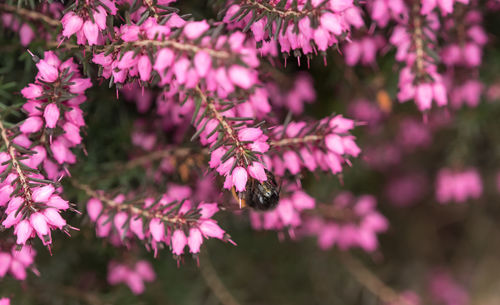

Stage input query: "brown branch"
[
  {"left": 122, "top": 147, "right": 196, "bottom": 170},
  {"left": 270, "top": 134, "right": 323, "bottom": 147},
  {"left": 0, "top": 3, "right": 61, "bottom": 27},
  {"left": 46, "top": 36, "right": 232, "bottom": 60},
  {"left": 339, "top": 253, "right": 414, "bottom": 305},
  {"left": 412, "top": 2, "right": 426, "bottom": 79},
  {"left": 70, "top": 179, "right": 191, "bottom": 225},
  {"left": 143, "top": 0, "right": 160, "bottom": 20},
  {"left": 199, "top": 250, "right": 242, "bottom": 305},
  {"left": 0, "top": 118, "right": 36, "bottom": 211},
  {"left": 240, "top": 0, "right": 321, "bottom": 19}
]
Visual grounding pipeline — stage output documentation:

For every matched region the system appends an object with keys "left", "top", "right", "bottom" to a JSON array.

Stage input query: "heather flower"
[
  {"left": 302, "top": 192, "right": 388, "bottom": 252},
  {"left": 435, "top": 168, "right": 483, "bottom": 203},
  {"left": 107, "top": 260, "right": 155, "bottom": 295}
]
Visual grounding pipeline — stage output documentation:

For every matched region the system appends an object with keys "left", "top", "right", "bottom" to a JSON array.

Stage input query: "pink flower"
[
  {"left": 21, "top": 83, "right": 43, "bottom": 99},
  {"left": 43, "top": 208, "right": 67, "bottom": 229},
  {"left": 138, "top": 55, "right": 152, "bottom": 82},
  {"left": 36, "top": 60, "right": 58, "bottom": 82},
  {"left": 183, "top": 21, "right": 209, "bottom": 39},
  {"left": 248, "top": 162, "right": 267, "bottom": 181},
  {"left": 149, "top": 218, "right": 165, "bottom": 242},
  {"left": 20, "top": 116, "right": 43, "bottom": 133},
  {"left": 228, "top": 66, "right": 255, "bottom": 89},
  {"left": 44, "top": 103, "right": 60, "bottom": 128},
  {"left": 238, "top": 127, "right": 263, "bottom": 141},
  {"left": 232, "top": 166, "right": 248, "bottom": 192},
  {"left": 15, "top": 219, "right": 33, "bottom": 245},
  {"left": 171, "top": 230, "right": 187, "bottom": 255},
  {"left": 83, "top": 21, "right": 99, "bottom": 45},
  {"left": 61, "top": 12, "right": 83, "bottom": 37},
  {"left": 188, "top": 228, "right": 203, "bottom": 253}
]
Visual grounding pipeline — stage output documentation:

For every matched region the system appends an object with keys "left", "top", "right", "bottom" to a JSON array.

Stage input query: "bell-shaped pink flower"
[
  {"left": 61, "top": 12, "right": 83, "bottom": 37},
  {"left": 83, "top": 20, "right": 99, "bottom": 45},
  {"left": 36, "top": 60, "right": 58, "bottom": 83},
  {"left": 138, "top": 55, "right": 152, "bottom": 82},
  {"left": 44, "top": 103, "right": 60, "bottom": 128},
  {"left": 149, "top": 218, "right": 165, "bottom": 242},
  {"left": 20, "top": 116, "right": 43, "bottom": 134},
  {"left": 194, "top": 51, "right": 211, "bottom": 77},
  {"left": 30, "top": 212, "right": 49, "bottom": 236},
  {"left": 43, "top": 208, "right": 66, "bottom": 229},
  {"left": 228, "top": 66, "right": 254, "bottom": 89},
  {"left": 32, "top": 185, "right": 54, "bottom": 202},
  {"left": 248, "top": 162, "right": 267, "bottom": 182},
  {"left": 183, "top": 21, "right": 209, "bottom": 39},
  {"left": 14, "top": 220, "right": 33, "bottom": 245},
  {"left": 171, "top": 230, "right": 187, "bottom": 255},
  {"left": 188, "top": 228, "right": 203, "bottom": 253},
  {"left": 153, "top": 48, "right": 175, "bottom": 73},
  {"left": 415, "top": 83, "right": 433, "bottom": 111},
  {"left": 238, "top": 127, "right": 263, "bottom": 141},
  {"left": 325, "top": 134, "right": 345, "bottom": 155},
  {"left": 21, "top": 84, "right": 43, "bottom": 99},
  {"left": 232, "top": 166, "right": 248, "bottom": 192},
  {"left": 199, "top": 220, "right": 225, "bottom": 239}
]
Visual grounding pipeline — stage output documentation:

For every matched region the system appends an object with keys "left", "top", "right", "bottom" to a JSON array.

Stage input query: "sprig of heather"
[
  {"left": 441, "top": 7, "right": 487, "bottom": 109},
  {"left": 0, "top": 51, "right": 89, "bottom": 248},
  {"left": 0, "top": 2, "right": 63, "bottom": 46},
  {"left": 391, "top": 3, "right": 448, "bottom": 112},
  {"left": 107, "top": 259, "right": 156, "bottom": 295},
  {"left": 192, "top": 87, "right": 269, "bottom": 194},
  {"left": 222, "top": 0, "right": 364, "bottom": 62},
  {"left": 0, "top": 244, "right": 38, "bottom": 281},
  {"left": 435, "top": 167, "right": 482, "bottom": 204},
  {"left": 266, "top": 115, "right": 360, "bottom": 176},
  {"left": 301, "top": 192, "right": 388, "bottom": 252},
  {"left": 60, "top": 0, "right": 117, "bottom": 46},
  {"left": 77, "top": 181, "right": 233, "bottom": 260}
]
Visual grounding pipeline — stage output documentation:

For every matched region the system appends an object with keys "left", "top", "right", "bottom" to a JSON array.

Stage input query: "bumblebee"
[{"left": 232, "top": 170, "right": 280, "bottom": 211}]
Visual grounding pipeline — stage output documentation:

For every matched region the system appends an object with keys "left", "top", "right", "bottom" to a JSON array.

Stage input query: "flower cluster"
[
  {"left": 0, "top": 298, "right": 9, "bottom": 305},
  {"left": 92, "top": 15, "right": 261, "bottom": 98},
  {"left": 0, "top": 51, "right": 87, "bottom": 247},
  {"left": 223, "top": 0, "right": 363, "bottom": 61},
  {"left": 61, "top": 0, "right": 117, "bottom": 45},
  {"left": 391, "top": 8, "right": 447, "bottom": 112},
  {"left": 249, "top": 188, "right": 315, "bottom": 234},
  {"left": 107, "top": 260, "right": 156, "bottom": 295},
  {"left": 266, "top": 115, "right": 360, "bottom": 176},
  {"left": 435, "top": 168, "right": 482, "bottom": 204},
  {"left": 0, "top": 245, "right": 38, "bottom": 281},
  {"left": 442, "top": 9, "right": 487, "bottom": 109},
  {"left": 343, "top": 35, "right": 385, "bottom": 67},
  {"left": 266, "top": 72, "right": 316, "bottom": 115},
  {"left": 86, "top": 184, "right": 231, "bottom": 258},
  {"left": 302, "top": 192, "right": 388, "bottom": 252},
  {"left": 20, "top": 51, "right": 90, "bottom": 175}
]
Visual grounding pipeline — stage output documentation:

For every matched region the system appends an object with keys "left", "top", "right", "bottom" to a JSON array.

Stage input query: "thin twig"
[
  {"left": 270, "top": 134, "right": 323, "bottom": 147},
  {"left": 199, "top": 250, "right": 242, "bottom": 305},
  {"left": 0, "top": 117, "right": 35, "bottom": 211},
  {"left": 70, "top": 179, "right": 192, "bottom": 225},
  {"left": 339, "top": 252, "right": 413, "bottom": 305},
  {"left": 240, "top": 0, "right": 321, "bottom": 18},
  {"left": 0, "top": 3, "right": 61, "bottom": 27}
]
